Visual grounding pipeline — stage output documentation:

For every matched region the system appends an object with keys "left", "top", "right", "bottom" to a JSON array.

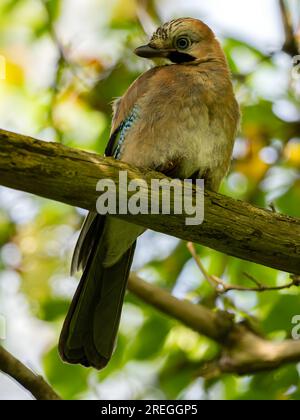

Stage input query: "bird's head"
[{"left": 135, "top": 18, "right": 224, "bottom": 65}]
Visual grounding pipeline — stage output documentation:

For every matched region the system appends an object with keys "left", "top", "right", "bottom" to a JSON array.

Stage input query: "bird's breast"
[{"left": 119, "top": 65, "right": 239, "bottom": 187}]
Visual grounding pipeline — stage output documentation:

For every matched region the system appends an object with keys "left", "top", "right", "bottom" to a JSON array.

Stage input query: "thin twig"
[
  {"left": 51, "top": 32, "right": 99, "bottom": 90},
  {"left": 44, "top": 1, "right": 106, "bottom": 94},
  {"left": 187, "top": 242, "right": 220, "bottom": 290},
  {"left": 0, "top": 346, "right": 61, "bottom": 400},
  {"left": 242, "top": 272, "right": 262, "bottom": 288},
  {"left": 188, "top": 242, "right": 300, "bottom": 294}
]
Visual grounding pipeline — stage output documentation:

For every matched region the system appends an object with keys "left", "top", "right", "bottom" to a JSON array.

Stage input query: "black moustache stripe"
[{"left": 168, "top": 51, "right": 196, "bottom": 63}]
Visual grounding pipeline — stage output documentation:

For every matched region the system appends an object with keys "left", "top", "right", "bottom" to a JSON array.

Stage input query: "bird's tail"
[{"left": 59, "top": 232, "right": 136, "bottom": 370}]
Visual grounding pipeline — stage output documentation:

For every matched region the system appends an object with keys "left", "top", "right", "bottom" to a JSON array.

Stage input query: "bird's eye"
[{"left": 175, "top": 37, "right": 190, "bottom": 50}]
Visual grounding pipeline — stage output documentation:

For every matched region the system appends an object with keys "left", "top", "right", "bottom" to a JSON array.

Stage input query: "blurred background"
[{"left": 0, "top": 0, "right": 300, "bottom": 400}]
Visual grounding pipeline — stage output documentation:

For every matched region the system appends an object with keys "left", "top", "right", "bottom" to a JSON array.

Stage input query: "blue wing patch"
[
  {"left": 105, "top": 105, "right": 139, "bottom": 160},
  {"left": 114, "top": 105, "right": 139, "bottom": 159}
]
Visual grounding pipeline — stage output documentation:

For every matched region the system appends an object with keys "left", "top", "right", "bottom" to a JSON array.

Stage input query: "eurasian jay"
[{"left": 59, "top": 18, "right": 240, "bottom": 369}]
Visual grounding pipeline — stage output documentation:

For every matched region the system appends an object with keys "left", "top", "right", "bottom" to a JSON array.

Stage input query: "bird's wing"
[
  {"left": 72, "top": 67, "right": 160, "bottom": 274},
  {"left": 71, "top": 212, "right": 103, "bottom": 275},
  {"left": 105, "top": 67, "right": 159, "bottom": 158}
]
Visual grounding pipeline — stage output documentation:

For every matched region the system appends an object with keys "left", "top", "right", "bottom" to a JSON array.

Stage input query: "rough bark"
[
  {"left": 1, "top": 128, "right": 300, "bottom": 384},
  {"left": 0, "top": 128, "right": 299, "bottom": 274}
]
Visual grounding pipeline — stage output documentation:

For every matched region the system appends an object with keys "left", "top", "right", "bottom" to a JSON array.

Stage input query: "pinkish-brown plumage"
[
  {"left": 59, "top": 18, "right": 240, "bottom": 370},
  {"left": 114, "top": 18, "right": 240, "bottom": 189}
]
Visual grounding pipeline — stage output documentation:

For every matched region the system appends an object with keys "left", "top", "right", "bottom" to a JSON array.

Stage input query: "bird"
[{"left": 59, "top": 17, "right": 240, "bottom": 369}]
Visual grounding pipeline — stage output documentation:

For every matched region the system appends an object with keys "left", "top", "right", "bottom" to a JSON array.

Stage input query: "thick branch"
[
  {"left": 0, "top": 128, "right": 299, "bottom": 376},
  {"left": 128, "top": 273, "right": 233, "bottom": 341},
  {"left": 0, "top": 346, "right": 61, "bottom": 400},
  {"left": 0, "top": 128, "right": 300, "bottom": 274},
  {"left": 128, "top": 275, "right": 300, "bottom": 375}
]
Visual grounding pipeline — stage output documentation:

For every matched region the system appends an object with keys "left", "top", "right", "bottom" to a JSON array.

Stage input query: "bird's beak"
[{"left": 134, "top": 44, "right": 175, "bottom": 59}]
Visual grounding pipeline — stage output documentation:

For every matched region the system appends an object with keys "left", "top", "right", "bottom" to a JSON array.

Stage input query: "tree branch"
[
  {"left": 0, "top": 346, "right": 61, "bottom": 400},
  {"left": 128, "top": 275, "right": 300, "bottom": 375},
  {"left": 187, "top": 242, "right": 300, "bottom": 294},
  {"left": 0, "top": 129, "right": 299, "bottom": 274},
  {"left": 128, "top": 273, "right": 233, "bottom": 341},
  {"left": 0, "top": 128, "right": 300, "bottom": 377}
]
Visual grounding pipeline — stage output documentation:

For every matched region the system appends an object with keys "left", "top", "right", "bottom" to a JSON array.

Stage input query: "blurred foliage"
[{"left": 0, "top": 0, "right": 300, "bottom": 401}]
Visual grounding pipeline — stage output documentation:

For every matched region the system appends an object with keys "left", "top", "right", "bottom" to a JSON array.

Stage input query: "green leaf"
[
  {"left": 130, "top": 315, "right": 172, "bottom": 360},
  {"left": 239, "top": 365, "right": 299, "bottom": 400},
  {"left": 43, "top": 346, "right": 90, "bottom": 400},
  {"left": 39, "top": 298, "right": 69, "bottom": 322},
  {"left": 261, "top": 294, "right": 300, "bottom": 335},
  {"left": 43, "top": 0, "right": 61, "bottom": 23},
  {"left": 159, "top": 351, "right": 197, "bottom": 399}
]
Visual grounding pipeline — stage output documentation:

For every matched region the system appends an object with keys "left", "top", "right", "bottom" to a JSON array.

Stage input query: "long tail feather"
[{"left": 59, "top": 217, "right": 136, "bottom": 369}]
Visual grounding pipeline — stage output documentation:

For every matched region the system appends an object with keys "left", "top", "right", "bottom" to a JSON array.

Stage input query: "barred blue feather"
[{"left": 114, "top": 105, "right": 139, "bottom": 159}]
